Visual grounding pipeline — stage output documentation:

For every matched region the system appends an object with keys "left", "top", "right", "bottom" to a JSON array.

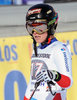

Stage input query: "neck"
[
  {"left": 50, "top": 35, "right": 55, "bottom": 39},
  {"left": 41, "top": 35, "right": 55, "bottom": 45}
]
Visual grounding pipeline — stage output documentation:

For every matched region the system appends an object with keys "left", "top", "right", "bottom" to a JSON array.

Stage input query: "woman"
[{"left": 24, "top": 4, "right": 73, "bottom": 100}]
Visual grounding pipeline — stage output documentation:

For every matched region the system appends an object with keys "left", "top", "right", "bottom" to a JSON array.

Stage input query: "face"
[{"left": 32, "top": 31, "right": 48, "bottom": 43}]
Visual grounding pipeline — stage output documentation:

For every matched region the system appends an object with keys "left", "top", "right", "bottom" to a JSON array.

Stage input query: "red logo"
[{"left": 28, "top": 8, "right": 41, "bottom": 16}]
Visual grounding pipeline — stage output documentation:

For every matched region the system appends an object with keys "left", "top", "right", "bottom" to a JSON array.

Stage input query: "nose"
[{"left": 33, "top": 31, "right": 38, "bottom": 35}]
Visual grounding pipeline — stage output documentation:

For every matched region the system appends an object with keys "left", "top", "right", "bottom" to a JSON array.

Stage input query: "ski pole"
[
  {"left": 29, "top": 82, "right": 40, "bottom": 100},
  {"left": 47, "top": 81, "right": 56, "bottom": 96}
]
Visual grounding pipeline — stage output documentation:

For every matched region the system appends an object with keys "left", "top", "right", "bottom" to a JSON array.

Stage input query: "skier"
[{"left": 24, "top": 3, "right": 73, "bottom": 100}]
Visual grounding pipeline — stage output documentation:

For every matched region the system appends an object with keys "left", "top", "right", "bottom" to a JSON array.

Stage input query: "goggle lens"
[{"left": 26, "top": 20, "right": 48, "bottom": 34}]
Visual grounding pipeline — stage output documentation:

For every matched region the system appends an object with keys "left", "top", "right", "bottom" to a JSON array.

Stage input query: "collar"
[{"left": 39, "top": 38, "right": 58, "bottom": 49}]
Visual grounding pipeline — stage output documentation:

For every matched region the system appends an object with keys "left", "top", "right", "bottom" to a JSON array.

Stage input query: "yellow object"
[{"left": 0, "top": 31, "right": 77, "bottom": 100}]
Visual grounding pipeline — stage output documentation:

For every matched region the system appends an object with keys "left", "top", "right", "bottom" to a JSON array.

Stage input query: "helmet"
[
  {"left": 26, "top": 3, "right": 58, "bottom": 35},
  {"left": 26, "top": 4, "right": 58, "bottom": 56}
]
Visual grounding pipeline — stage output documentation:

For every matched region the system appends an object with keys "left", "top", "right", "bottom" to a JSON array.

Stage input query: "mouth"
[{"left": 35, "top": 36, "right": 41, "bottom": 39}]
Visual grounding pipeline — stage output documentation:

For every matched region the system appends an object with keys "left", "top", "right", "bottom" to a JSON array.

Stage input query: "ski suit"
[{"left": 24, "top": 38, "right": 73, "bottom": 100}]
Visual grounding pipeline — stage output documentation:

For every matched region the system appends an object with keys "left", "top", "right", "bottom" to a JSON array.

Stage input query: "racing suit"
[{"left": 24, "top": 38, "right": 73, "bottom": 100}]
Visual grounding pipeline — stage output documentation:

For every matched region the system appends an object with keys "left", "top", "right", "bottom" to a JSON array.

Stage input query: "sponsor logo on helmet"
[
  {"left": 28, "top": 8, "right": 41, "bottom": 16},
  {"left": 47, "top": 10, "right": 52, "bottom": 14},
  {"left": 48, "top": 19, "right": 56, "bottom": 26},
  {"left": 29, "top": 17, "right": 36, "bottom": 19}
]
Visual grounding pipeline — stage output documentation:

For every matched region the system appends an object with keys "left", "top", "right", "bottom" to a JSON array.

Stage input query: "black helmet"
[
  {"left": 26, "top": 4, "right": 58, "bottom": 57},
  {"left": 26, "top": 3, "right": 58, "bottom": 35}
]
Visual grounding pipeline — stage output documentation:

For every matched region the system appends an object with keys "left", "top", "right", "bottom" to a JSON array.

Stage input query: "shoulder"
[
  {"left": 52, "top": 41, "right": 67, "bottom": 50},
  {"left": 52, "top": 41, "right": 70, "bottom": 54}
]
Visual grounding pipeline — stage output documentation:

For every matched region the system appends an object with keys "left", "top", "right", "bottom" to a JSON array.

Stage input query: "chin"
[
  {"left": 36, "top": 41, "right": 41, "bottom": 43},
  {"left": 35, "top": 39, "right": 44, "bottom": 43}
]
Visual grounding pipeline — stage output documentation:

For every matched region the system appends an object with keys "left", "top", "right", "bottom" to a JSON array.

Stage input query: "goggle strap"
[{"left": 48, "top": 13, "right": 58, "bottom": 26}]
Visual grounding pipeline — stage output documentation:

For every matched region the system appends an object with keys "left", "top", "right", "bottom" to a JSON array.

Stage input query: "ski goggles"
[{"left": 26, "top": 20, "right": 48, "bottom": 34}]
